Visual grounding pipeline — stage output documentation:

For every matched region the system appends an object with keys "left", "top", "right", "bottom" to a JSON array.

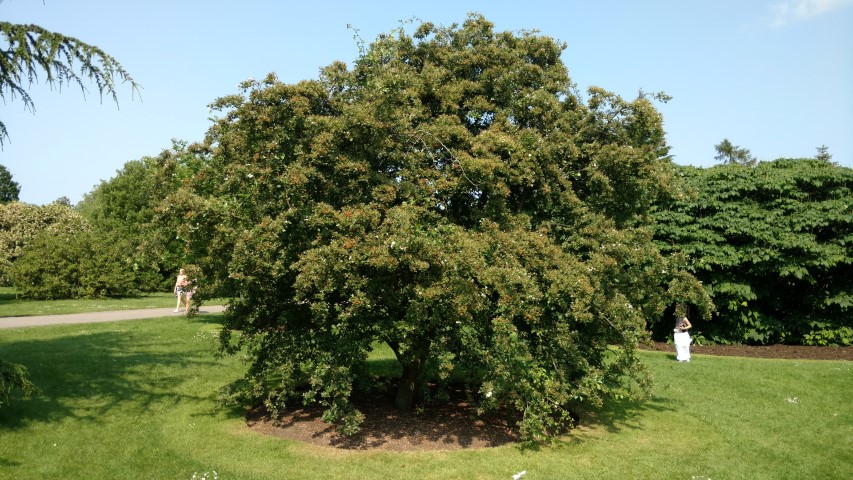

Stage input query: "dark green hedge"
[{"left": 652, "top": 159, "right": 852, "bottom": 345}]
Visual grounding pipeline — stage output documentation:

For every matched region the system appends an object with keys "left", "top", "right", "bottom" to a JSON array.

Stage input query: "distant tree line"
[{"left": 0, "top": 143, "right": 195, "bottom": 297}]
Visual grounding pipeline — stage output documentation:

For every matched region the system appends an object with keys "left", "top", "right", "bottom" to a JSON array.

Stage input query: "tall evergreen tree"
[
  {"left": 714, "top": 138, "right": 757, "bottom": 166},
  {"left": 0, "top": 164, "right": 19, "bottom": 203},
  {"left": 815, "top": 144, "right": 832, "bottom": 162}
]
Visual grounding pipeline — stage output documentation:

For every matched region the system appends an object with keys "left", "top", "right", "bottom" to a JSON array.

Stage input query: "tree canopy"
[
  {"left": 171, "top": 15, "right": 709, "bottom": 440},
  {"left": 77, "top": 142, "right": 201, "bottom": 291},
  {"left": 0, "top": 200, "right": 89, "bottom": 285}
]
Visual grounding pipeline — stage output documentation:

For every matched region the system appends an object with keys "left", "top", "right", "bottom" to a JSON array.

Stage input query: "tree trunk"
[{"left": 395, "top": 354, "right": 426, "bottom": 412}]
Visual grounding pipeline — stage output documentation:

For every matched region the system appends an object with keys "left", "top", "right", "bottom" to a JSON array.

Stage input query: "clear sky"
[{"left": 2, "top": 0, "right": 851, "bottom": 205}]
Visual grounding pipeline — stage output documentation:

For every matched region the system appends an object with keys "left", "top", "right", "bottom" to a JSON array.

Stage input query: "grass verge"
[
  {"left": 0, "top": 287, "right": 225, "bottom": 317},
  {"left": 0, "top": 316, "right": 850, "bottom": 479}
]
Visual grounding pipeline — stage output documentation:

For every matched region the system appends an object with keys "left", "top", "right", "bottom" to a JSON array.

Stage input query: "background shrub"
[
  {"left": 11, "top": 230, "right": 145, "bottom": 299},
  {"left": 652, "top": 159, "right": 853, "bottom": 345}
]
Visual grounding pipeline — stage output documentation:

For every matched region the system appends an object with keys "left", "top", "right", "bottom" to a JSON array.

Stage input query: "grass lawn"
[
  {"left": 0, "top": 287, "right": 225, "bottom": 317},
  {"left": 1, "top": 315, "right": 851, "bottom": 479}
]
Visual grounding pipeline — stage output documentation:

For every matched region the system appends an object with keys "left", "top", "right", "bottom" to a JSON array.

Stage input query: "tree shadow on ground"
[{"left": 0, "top": 327, "right": 222, "bottom": 431}]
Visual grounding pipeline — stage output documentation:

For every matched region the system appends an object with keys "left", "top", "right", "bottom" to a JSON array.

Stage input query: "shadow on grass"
[
  {"left": 0, "top": 458, "right": 21, "bottom": 467},
  {"left": 516, "top": 393, "right": 675, "bottom": 452},
  {"left": 588, "top": 394, "right": 673, "bottom": 433},
  {"left": 0, "top": 328, "right": 224, "bottom": 431},
  {"left": 186, "top": 309, "right": 231, "bottom": 327}
]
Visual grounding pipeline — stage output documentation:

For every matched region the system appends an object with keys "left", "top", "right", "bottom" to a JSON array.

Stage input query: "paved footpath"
[{"left": 0, "top": 305, "right": 227, "bottom": 329}]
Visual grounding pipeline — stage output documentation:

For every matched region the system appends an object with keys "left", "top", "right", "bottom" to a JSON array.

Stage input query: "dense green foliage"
[
  {"left": 2, "top": 142, "right": 203, "bottom": 299},
  {"left": 0, "top": 358, "right": 37, "bottom": 408},
  {"left": 0, "top": 200, "right": 155, "bottom": 299},
  {"left": 0, "top": 164, "right": 19, "bottom": 203},
  {"left": 77, "top": 142, "right": 202, "bottom": 292},
  {"left": 173, "top": 15, "right": 709, "bottom": 440},
  {"left": 0, "top": 201, "right": 89, "bottom": 286},
  {"left": 653, "top": 159, "right": 853, "bottom": 345},
  {"left": 10, "top": 230, "right": 146, "bottom": 299}
]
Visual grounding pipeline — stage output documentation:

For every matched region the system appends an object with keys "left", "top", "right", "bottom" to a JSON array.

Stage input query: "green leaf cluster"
[
  {"left": 653, "top": 159, "right": 853, "bottom": 344},
  {"left": 177, "top": 14, "right": 708, "bottom": 440},
  {"left": 0, "top": 359, "right": 37, "bottom": 409},
  {"left": 0, "top": 200, "right": 89, "bottom": 285},
  {"left": 77, "top": 141, "right": 205, "bottom": 291},
  {"left": 0, "top": 199, "right": 158, "bottom": 299},
  {"left": 10, "top": 229, "right": 148, "bottom": 299}
]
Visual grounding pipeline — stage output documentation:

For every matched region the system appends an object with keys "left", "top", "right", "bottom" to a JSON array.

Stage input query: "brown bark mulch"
[
  {"left": 246, "top": 389, "right": 521, "bottom": 452},
  {"left": 641, "top": 341, "right": 853, "bottom": 361},
  {"left": 247, "top": 343, "right": 852, "bottom": 451}
]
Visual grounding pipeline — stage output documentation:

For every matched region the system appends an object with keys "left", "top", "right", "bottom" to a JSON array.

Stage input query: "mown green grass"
[
  {"left": 0, "top": 287, "right": 225, "bottom": 317},
  {"left": 0, "top": 315, "right": 850, "bottom": 479}
]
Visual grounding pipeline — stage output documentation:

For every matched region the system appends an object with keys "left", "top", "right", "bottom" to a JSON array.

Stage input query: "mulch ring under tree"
[
  {"left": 246, "top": 343, "right": 852, "bottom": 451},
  {"left": 641, "top": 341, "right": 853, "bottom": 361}
]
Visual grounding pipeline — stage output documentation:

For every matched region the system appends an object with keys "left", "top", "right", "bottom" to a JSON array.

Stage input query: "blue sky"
[{"left": 2, "top": 0, "right": 851, "bottom": 205}]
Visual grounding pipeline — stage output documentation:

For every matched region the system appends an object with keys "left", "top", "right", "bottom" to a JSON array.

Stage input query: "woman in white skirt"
[{"left": 673, "top": 315, "right": 693, "bottom": 362}]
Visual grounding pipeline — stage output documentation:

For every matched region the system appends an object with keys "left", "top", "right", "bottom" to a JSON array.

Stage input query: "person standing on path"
[
  {"left": 174, "top": 268, "right": 189, "bottom": 313},
  {"left": 674, "top": 308, "right": 693, "bottom": 362}
]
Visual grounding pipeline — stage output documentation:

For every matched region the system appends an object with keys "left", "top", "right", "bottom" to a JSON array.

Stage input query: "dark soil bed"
[
  {"left": 247, "top": 343, "right": 852, "bottom": 451},
  {"left": 247, "top": 388, "right": 520, "bottom": 452},
  {"left": 641, "top": 341, "right": 853, "bottom": 361}
]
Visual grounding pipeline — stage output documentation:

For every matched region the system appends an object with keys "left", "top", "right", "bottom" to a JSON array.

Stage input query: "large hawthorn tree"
[{"left": 175, "top": 15, "right": 710, "bottom": 439}]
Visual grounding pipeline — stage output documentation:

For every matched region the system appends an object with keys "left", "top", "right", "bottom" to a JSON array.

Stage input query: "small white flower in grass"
[
  {"left": 512, "top": 471, "right": 527, "bottom": 480},
  {"left": 786, "top": 397, "right": 799, "bottom": 404},
  {"left": 485, "top": 389, "right": 493, "bottom": 398}
]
